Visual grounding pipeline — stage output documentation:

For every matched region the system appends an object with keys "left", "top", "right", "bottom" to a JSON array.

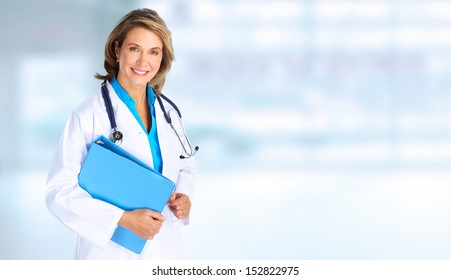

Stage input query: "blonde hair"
[{"left": 95, "top": 8, "right": 175, "bottom": 94}]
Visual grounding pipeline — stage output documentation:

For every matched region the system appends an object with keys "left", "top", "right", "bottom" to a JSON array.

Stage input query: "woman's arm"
[{"left": 45, "top": 106, "right": 124, "bottom": 248}]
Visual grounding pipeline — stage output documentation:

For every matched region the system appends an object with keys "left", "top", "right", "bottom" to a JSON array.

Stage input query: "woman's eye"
[
  {"left": 130, "top": 47, "right": 138, "bottom": 52},
  {"left": 152, "top": 51, "right": 159, "bottom": 55}
]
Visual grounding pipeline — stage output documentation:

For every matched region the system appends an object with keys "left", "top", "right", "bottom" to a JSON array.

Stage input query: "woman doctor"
[{"left": 45, "top": 8, "right": 197, "bottom": 259}]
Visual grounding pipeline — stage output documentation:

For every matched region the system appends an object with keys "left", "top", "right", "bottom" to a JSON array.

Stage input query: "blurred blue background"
[{"left": 1, "top": 0, "right": 451, "bottom": 259}]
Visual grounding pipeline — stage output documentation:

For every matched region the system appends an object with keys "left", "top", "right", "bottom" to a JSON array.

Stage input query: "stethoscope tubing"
[{"left": 101, "top": 80, "right": 198, "bottom": 158}]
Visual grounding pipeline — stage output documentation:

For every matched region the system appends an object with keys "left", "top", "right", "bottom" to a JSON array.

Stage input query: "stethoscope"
[{"left": 101, "top": 80, "right": 199, "bottom": 159}]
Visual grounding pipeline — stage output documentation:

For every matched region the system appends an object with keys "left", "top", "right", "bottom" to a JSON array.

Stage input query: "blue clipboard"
[{"left": 78, "top": 135, "right": 175, "bottom": 254}]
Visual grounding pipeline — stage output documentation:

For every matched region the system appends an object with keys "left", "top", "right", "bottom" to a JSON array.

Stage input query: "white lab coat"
[{"left": 45, "top": 81, "right": 197, "bottom": 259}]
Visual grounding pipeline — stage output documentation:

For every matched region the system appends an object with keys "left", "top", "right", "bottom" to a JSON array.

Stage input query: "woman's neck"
[{"left": 117, "top": 77, "right": 147, "bottom": 106}]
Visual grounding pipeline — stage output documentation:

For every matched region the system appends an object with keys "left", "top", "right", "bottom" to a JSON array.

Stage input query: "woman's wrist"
[{"left": 118, "top": 210, "right": 131, "bottom": 228}]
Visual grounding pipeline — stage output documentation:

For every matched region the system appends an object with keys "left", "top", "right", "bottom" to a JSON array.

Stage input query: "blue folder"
[{"left": 78, "top": 135, "right": 175, "bottom": 254}]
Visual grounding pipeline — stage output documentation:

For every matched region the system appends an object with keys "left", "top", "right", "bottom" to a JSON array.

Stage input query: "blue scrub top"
[{"left": 110, "top": 76, "right": 163, "bottom": 173}]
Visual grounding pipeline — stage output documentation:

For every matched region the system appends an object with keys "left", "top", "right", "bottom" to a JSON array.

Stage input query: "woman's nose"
[
  {"left": 135, "top": 53, "right": 144, "bottom": 65},
  {"left": 136, "top": 52, "right": 151, "bottom": 65}
]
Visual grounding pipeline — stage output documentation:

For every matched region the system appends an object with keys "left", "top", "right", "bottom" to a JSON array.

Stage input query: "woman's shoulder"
[{"left": 72, "top": 90, "right": 103, "bottom": 116}]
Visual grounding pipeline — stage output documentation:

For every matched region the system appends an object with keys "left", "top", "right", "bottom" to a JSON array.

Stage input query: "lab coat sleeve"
[{"left": 45, "top": 106, "right": 124, "bottom": 248}]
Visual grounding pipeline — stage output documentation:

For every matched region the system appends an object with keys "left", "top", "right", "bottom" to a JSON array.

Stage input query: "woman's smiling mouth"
[{"left": 132, "top": 68, "right": 148, "bottom": 75}]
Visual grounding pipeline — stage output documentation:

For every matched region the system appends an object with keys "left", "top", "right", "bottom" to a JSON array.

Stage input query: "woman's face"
[{"left": 115, "top": 26, "right": 163, "bottom": 92}]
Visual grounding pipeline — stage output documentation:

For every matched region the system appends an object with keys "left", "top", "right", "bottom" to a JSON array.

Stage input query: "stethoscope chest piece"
[{"left": 109, "top": 128, "right": 123, "bottom": 144}]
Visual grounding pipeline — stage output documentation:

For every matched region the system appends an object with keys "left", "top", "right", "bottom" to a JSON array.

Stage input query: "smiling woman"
[{"left": 44, "top": 8, "right": 197, "bottom": 260}]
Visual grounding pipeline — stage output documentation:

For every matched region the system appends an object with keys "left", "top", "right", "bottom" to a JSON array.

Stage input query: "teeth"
[{"left": 133, "top": 69, "right": 147, "bottom": 75}]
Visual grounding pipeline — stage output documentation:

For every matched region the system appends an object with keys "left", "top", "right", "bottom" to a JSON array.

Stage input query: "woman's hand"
[
  {"left": 118, "top": 209, "right": 165, "bottom": 240},
  {"left": 168, "top": 192, "right": 191, "bottom": 219}
]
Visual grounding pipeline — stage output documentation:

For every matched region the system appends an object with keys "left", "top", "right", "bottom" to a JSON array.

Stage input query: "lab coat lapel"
[
  {"left": 107, "top": 82, "right": 142, "bottom": 133},
  {"left": 106, "top": 82, "right": 154, "bottom": 168},
  {"left": 155, "top": 97, "right": 172, "bottom": 177}
]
